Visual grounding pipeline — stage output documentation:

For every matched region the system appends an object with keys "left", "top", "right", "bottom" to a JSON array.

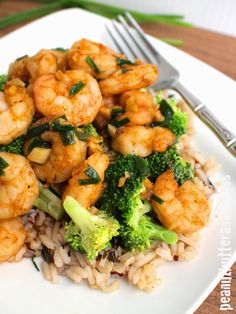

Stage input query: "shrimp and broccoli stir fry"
[{"left": 0, "top": 39, "right": 213, "bottom": 265}]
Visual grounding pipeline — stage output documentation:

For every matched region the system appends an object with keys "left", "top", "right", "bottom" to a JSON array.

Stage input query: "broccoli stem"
[
  {"left": 129, "top": 199, "right": 151, "bottom": 228},
  {"left": 34, "top": 181, "right": 65, "bottom": 220},
  {"left": 149, "top": 224, "right": 179, "bottom": 244},
  {"left": 64, "top": 196, "right": 91, "bottom": 231}
]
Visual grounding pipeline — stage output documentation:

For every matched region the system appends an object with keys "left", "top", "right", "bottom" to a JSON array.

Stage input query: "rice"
[
  {"left": 20, "top": 207, "right": 201, "bottom": 291},
  {"left": 16, "top": 96, "right": 220, "bottom": 292}
]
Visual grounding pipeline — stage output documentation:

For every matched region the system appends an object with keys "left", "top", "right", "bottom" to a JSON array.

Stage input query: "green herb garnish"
[
  {"left": 151, "top": 194, "right": 164, "bottom": 204},
  {"left": 79, "top": 166, "right": 101, "bottom": 185},
  {"left": 111, "top": 107, "right": 125, "bottom": 119},
  {"left": 28, "top": 137, "right": 51, "bottom": 153},
  {"left": 52, "top": 47, "right": 68, "bottom": 52},
  {"left": 31, "top": 256, "right": 40, "bottom": 272},
  {"left": 85, "top": 56, "right": 100, "bottom": 74},
  {"left": 50, "top": 117, "right": 76, "bottom": 145},
  {"left": 159, "top": 99, "right": 174, "bottom": 119},
  {"left": 112, "top": 117, "right": 130, "bottom": 128},
  {"left": 51, "top": 121, "right": 75, "bottom": 132},
  {"left": 121, "top": 68, "right": 130, "bottom": 74},
  {"left": 76, "top": 131, "right": 89, "bottom": 142},
  {"left": 16, "top": 54, "right": 28, "bottom": 61},
  {"left": 116, "top": 57, "right": 135, "bottom": 66},
  {"left": 60, "top": 130, "right": 76, "bottom": 146},
  {"left": 69, "top": 82, "right": 86, "bottom": 96},
  {"left": 0, "top": 1, "right": 191, "bottom": 33},
  {"left": 27, "top": 123, "right": 49, "bottom": 139},
  {"left": 0, "top": 156, "right": 8, "bottom": 176}
]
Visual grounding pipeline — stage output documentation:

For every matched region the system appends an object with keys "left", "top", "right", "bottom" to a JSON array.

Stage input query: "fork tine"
[
  {"left": 110, "top": 19, "right": 137, "bottom": 60},
  {"left": 105, "top": 24, "right": 124, "bottom": 54},
  {"left": 125, "top": 11, "right": 161, "bottom": 58},
  {"left": 117, "top": 15, "right": 153, "bottom": 64}
]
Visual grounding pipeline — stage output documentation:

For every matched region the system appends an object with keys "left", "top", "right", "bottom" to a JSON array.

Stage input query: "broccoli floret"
[
  {"left": 64, "top": 221, "right": 86, "bottom": 253},
  {"left": 170, "top": 153, "right": 194, "bottom": 185},
  {"left": 98, "top": 154, "right": 150, "bottom": 227},
  {"left": 0, "top": 135, "right": 25, "bottom": 155},
  {"left": 0, "top": 74, "right": 7, "bottom": 91},
  {"left": 157, "top": 98, "right": 188, "bottom": 138},
  {"left": 120, "top": 215, "right": 178, "bottom": 252},
  {"left": 63, "top": 196, "right": 120, "bottom": 260},
  {"left": 82, "top": 123, "right": 99, "bottom": 137},
  {"left": 147, "top": 146, "right": 194, "bottom": 185}
]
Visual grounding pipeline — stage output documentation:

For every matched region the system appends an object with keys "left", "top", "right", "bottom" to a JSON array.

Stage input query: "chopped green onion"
[
  {"left": 76, "top": 130, "right": 89, "bottom": 142},
  {"left": 121, "top": 68, "right": 130, "bottom": 74},
  {"left": 69, "top": 82, "right": 86, "bottom": 96},
  {"left": 60, "top": 130, "right": 76, "bottom": 146},
  {"left": 116, "top": 57, "right": 135, "bottom": 66},
  {"left": 52, "top": 47, "right": 68, "bottom": 52},
  {"left": 27, "top": 123, "right": 49, "bottom": 139},
  {"left": 79, "top": 166, "right": 101, "bottom": 185},
  {"left": 150, "top": 122, "right": 162, "bottom": 128},
  {"left": 111, "top": 107, "right": 125, "bottom": 119},
  {"left": 16, "top": 54, "right": 28, "bottom": 61},
  {"left": 159, "top": 99, "right": 174, "bottom": 119},
  {"left": 28, "top": 137, "right": 51, "bottom": 153},
  {"left": 0, "top": 156, "right": 8, "bottom": 176},
  {"left": 50, "top": 117, "right": 76, "bottom": 145},
  {"left": 51, "top": 121, "right": 75, "bottom": 132},
  {"left": 85, "top": 56, "right": 100, "bottom": 74},
  {"left": 0, "top": 1, "right": 191, "bottom": 32},
  {"left": 151, "top": 194, "right": 164, "bottom": 204},
  {"left": 112, "top": 117, "right": 130, "bottom": 128},
  {"left": 0, "top": 74, "right": 7, "bottom": 91},
  {"left": 31, "top": 256, "right": 40, "bottom": 272}
]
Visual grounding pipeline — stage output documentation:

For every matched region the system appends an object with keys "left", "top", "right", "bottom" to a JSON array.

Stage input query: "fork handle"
[{"left": 173, "top": 81, "right": 236, "bottom": 158}]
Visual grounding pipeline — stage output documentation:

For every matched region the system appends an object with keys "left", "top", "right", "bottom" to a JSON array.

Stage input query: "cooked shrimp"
[
  {"left": 118, "top": 90, "right": 155, "bottom": 125},
  {"left": 111, "top": 123, "right": 175, "bottom": 156},
  {"left": 0, "top": 80, "right": 35, "bottom": 144},
  {"left": 99, "top": 64, "right": 158, "bottom": 96},
  {"left": 32, "top": 131, "right": 87, "bottom": 183},
  {"left": 8, "top": 55, "right": 30, "bottom": 82},
  {"left": 67, "top": 38, "right": 123, "bottom": 79},
  {"left": 0, "top": 152, "right": 39, "bottom": 220},
  {"left": 33, "top": 70, "right": 103, "bottom": 126},
  {"left": 63, "top": 152, "right": 109, "bottom": 208},
  {"left": 27, "top": 49, "right": 67, "bottom": 81},
  {"left": 152, "top": 170, "right": 210, "bottom": 235},
  {"left": 94, "top": 96, "right": 118, "bottom": 129},
  {"left": 9, "top": 50, "right": 67, "bottom": 82},
  {"left": 0, "top": 218, "right": 26, "bottom": 263},
  {"left": 111, "top": 126, "right": 154, "bottom": 157},
  {"left": 153, "top": 127, "right": 176, "bottom": 153}
]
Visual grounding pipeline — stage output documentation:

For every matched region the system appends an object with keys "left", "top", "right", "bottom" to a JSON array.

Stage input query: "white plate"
[{"left": 0, "top": 8, "right": 236, "bottom": 314}]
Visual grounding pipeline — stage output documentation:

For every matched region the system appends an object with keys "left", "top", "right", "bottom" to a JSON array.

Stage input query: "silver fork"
[{"left": 105, "top": 12, "right": 236, "bottom": 158}]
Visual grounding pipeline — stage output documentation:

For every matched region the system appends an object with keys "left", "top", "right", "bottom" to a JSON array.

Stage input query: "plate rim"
[{"left": 0, "top": 8, "right": 235, "bottom": 314}]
